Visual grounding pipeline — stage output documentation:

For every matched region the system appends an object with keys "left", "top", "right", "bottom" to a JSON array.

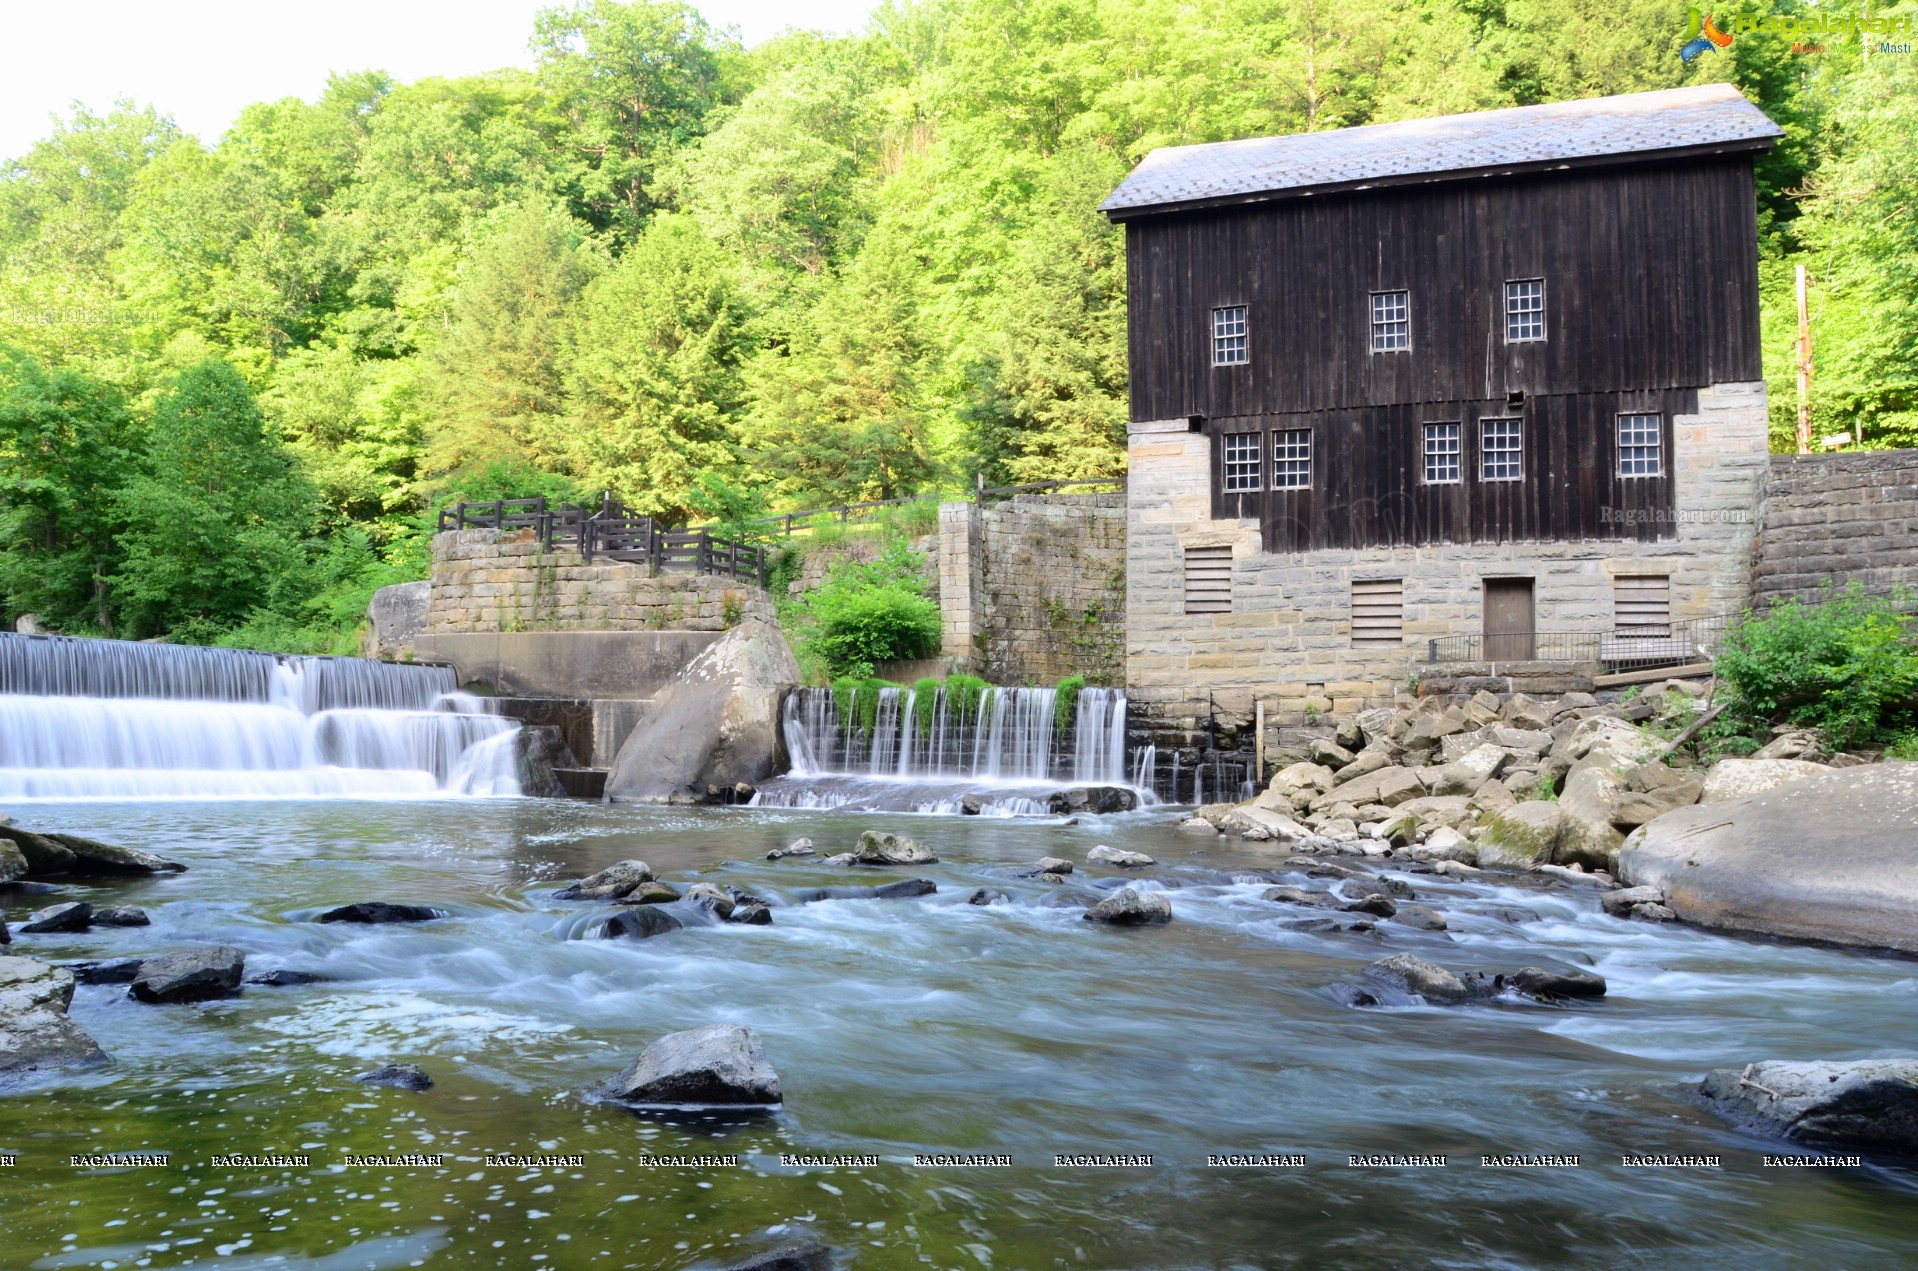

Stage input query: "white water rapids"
[{"left": 0, "top": 633, "right": 520, "bottom": 799}]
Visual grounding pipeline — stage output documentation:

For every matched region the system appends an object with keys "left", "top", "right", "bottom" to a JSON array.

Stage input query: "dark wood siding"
[
  {"left": 1127, "top": 157, "right": 1763, "bottom": 423},
  {"left": 1208, "top": 389, "right": 1691, "bottom": 551}
]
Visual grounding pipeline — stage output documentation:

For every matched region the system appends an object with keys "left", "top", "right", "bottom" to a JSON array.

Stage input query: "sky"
[{"left": 0, "top": 0, "right": 880, "bottom": 163}]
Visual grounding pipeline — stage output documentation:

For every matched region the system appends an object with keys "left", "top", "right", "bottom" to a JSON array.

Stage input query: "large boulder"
[
  {"left": 607, "top": 1024, "right": 782, "bottom": 1106},
  {"left": 317, "top": 902, "right": 440, "bottom": 924},
  {"left": 21, "top": 901, "right": 92, "bottom": 933},
  {"left": 1700, "top": 757, "right": 1829, "bottom": 803},
  {"left": 362, "top": 580, "right": 430, "bottom": 660},
  {"left": 597, "top": 907, "right": 683, "bottom": 939},
  {"left": 604, "top": 619, "right": 801, "bottom": 803},
  {"left": 0, "top": 836, "right": 26, "bottom": 884},
  {"left": 1699, "top": 1059, "right": 1918, "bottom": 1154},
  {"left": 128, "top": 946, "right": 245, "bottom": 1003},
  {"left": 1083, "top": 888, "right": 1172, "bottom": 925},
  {"left": 852, "top": 831, "right": 936, "bottom": 865},
  {"left": 1619, "top": 762, "right": 1918, "bottom": 952},
  {"left": 1429, "top": 744, "right": 1509, "bottom": 796},
  {"left": 1086, "top": 845, "right": 1153, "bottom": 868},
  {"left": 41, "top": 832, "right": 185, "bottom": 876},
  {"left": 0, "top": 956, "right": 108, "bottom": 1078},
  {"left": 1361, "top": 954, "right": 1474, "bottom": 1005},
  {"left": 554, "top": 860, "right": 655, "bottom": 901}
]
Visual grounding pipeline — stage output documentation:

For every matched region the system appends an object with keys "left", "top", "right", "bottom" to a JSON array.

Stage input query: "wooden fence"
[{"left": 436, "top": 496, "right": 767, "bottom": 586}]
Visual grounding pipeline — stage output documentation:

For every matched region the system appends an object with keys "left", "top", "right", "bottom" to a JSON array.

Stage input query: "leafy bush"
[
  {"left": 1054, "top": 674, "right": 1085, "bottom": 736},
  {"left": 797, "top": 540, "right": 940, "bottom": 678},
  {"left": 912, "top": 677, "right": 942, "bottom": 737},
  {"left": 1715, "top": 584, "right": 1918, "bottom": 748}
]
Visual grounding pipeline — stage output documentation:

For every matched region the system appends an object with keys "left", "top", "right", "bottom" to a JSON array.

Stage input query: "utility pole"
[{"left": 1796, "top": 264, "right": 1813, "bottom": 454}]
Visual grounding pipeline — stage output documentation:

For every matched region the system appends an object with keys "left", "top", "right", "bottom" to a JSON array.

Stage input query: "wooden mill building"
[{"left": 1102, "top": 84, "right": 1782, "bottom": 736}]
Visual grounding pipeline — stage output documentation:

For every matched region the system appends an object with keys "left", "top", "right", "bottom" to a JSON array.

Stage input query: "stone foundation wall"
[
  {"left": 1126, "top": 382, "right": 1770, "bottom": 748},
  {"left": 427, "top": 529, "right": 775, "bottom": 635},
  {"left": 1751, "top": 449, "right": 1918, "bottom": 608},
  {"left": 940, "top": 493, "right": 1127, "bottom": 686}
]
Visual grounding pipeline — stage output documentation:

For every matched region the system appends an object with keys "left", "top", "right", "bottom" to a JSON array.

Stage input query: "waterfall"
[
  {"left": 756, "top": 684, "right": 1153, "bottom": 813},
  {"left": 0, "top": 633, "right": 520, "bottom": 800}
]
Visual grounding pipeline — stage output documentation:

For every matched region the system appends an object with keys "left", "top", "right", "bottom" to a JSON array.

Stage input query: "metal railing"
[
  {"left": 438, "top": 495, "right": 766, "bottom": 586},
  {"left": 1426, "top": 611, "right": 1735, "bottom": 671}
]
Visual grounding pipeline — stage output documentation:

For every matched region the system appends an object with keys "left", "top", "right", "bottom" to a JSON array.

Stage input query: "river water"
[{"left": 3, "top": 799, "right": 1915, "bottom": 1270}]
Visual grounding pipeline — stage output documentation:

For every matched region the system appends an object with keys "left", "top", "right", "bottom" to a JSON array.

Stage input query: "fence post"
[
  {"left": 975, "top": 472, "right": 984, "bottom": 504},
  {"left": 728, "top": 538, "right": 738, "bottom": 579},
  {"left": 757, "top": 548, "right": 766, "bottom": 589}
]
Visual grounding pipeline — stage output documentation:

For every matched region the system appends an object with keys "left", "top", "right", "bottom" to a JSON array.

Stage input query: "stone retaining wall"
[
  {"left": 427, "top": 529, "right": 775, "bottom": 634},
  {"left": 940, "top": 493, "right": 1127, "bottom": 686},
  {"left": 1751, "top": 449, "right": 1918, "bottom": 609}
]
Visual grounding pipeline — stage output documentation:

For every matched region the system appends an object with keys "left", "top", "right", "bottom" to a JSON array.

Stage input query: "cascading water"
[
  {"left": 0, "top": 633, "right": 520, "bottom": 799},
  {"left": 755, "top": 684, "right": 1148, "bottom": 814}
]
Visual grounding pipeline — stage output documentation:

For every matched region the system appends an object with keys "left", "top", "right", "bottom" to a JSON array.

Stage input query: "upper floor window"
[
  {"left": 1222, "top": 433, "right": 1262, "bottom": 492},
  {"left": 1212, "top": 306, "right": 1248, "bottom": 365},
  {"left": 1505, "top": 279, "right": 1546, "bottom": 342},
  {"left": 1370, "top": 291, "right": 1409, "bottom": 352},
  {"left": 1619, "top": 413, "right": 1662, "bottom": 476},
  {"left": 1481, "top": 417, "right": 1523, "bottom": 481},
  {"left": 1422, "top": 422, "right": 1461, "bottom": 484},
  {"left": 1272, "top": 428, "right": 1312, "bottom": 489}
]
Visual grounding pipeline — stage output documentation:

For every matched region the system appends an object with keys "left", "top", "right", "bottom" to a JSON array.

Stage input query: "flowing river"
[{"left": 3, "top": 799, "right": 1915, "bottom": 1270}]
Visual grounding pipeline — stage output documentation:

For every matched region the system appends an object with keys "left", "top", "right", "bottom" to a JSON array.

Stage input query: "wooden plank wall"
[
  {"left": 1126, "top": 157, "right": 1763, "bottom": 422},
  {"left": 1208, "top": 388, "right": 1691, "bottom": 550}
]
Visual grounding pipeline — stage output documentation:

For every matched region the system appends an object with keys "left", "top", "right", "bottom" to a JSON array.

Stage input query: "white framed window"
[
  {"left": 1505, "top": 279, "right": 1545, "bottom": 342},
  {"left": 1619, "top": 412, "right": 1662, "bottom": 476},
  {"left": 1222, "top": 433, "right": 1262, "bottom": 492},
  {"left": 1481, "top": 417, "right": 1523, "bottom": 481},
  {"left": 1370, "top": 290, "right": 1409, "bottom": 352},
  {"left": 1423, "top": 422, "right": 1461, "bottom": 484},
  {"left": 1212, "top": 306, "right": 1248, "bottom": 366},
  {"left": 1272, "top": 429, "right": 1312, "bottom": 489}
]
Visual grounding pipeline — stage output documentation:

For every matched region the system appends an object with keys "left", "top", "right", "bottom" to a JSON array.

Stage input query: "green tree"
[
  {"left": 0, "top": 347, "right": 135, "bottom": 631},
  {"left": 533, "top": 0, "right": 730, "bottom": 241},
  {"left": 110, "top": 359, "right": 319, "bottom": 637},
  {"left": 555, "top": 213, "right": 753, "bottom": 518}
]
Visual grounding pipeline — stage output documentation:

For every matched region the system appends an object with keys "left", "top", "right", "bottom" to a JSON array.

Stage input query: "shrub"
[
  {"left": 912, "top": 677, "right": 942, "bottom": 737},
  {"left": 797, "top": 540, "right": 940, "bottom": 679},
  {"left": 1715, "top": 584, "right": 1918, "bottom": 748},
  {"left": 944, "top": 674, "right": 991, "bottom": 724},
  {"left": 1054, "top": 675, "right": 1085, "bottom": 736},
  {"left": 831, "top": 675, "right": 896, "bottom": 739}
]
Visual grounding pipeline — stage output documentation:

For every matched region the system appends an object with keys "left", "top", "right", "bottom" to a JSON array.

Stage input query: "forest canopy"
[{"left": 2, "top": 0, "right": 1914, "bottom": 650}]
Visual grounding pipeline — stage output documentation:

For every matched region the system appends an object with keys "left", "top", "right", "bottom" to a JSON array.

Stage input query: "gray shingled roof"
[{"left": 1102, "top": 84, "right": 1781, "bottom": 218}]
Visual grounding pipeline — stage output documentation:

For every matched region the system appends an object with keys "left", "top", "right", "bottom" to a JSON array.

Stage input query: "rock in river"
[
  {"left": 1699, "top": 1058, "right": 1918, "bottom": 1154},
  {"left": 317, "top": 902, "right": 441, "bottom": 924},
  {"left": 620, "top": 881, "right": 682, "bottom": 905},
  {"left": 608, "top": 1024, "right": 782, "bottom": 1107},
  {"left": 1501, "top": 967, "right": 1606, "bottom": 1000},
  {"left": 554, "top": 860, "right": 654, "bottom": 901},
  {"left": 716, "top": 1244, "right": 833, "bottom": 1271},
  {"left": 21, "top": 901, "right": 92, "bottom": 933},
  {"left": 128, "top": 946, "right": 245, "bottom": 1003},
  {"left": 766, "top": 839, "right": 814, "bottom": 860},
  {"left": 64, "top": 957, "right": 146, "bottom": 985},
  {"left": 598, "top": 907, "right": 684, "bottom": 940},
  {"left": 1083, "top": 888, "right": 1172, "bottom": 925},
  {"left": 852, "top": 830, "right": 937, "bottom": 866},
  {"left": 357, "top": 1062, "right": 434, "bottom": 1091},
  {"left": 1619, "top": 762, "right": 1918, "bottom": 953},
  {"left": 1361, "top": 953, "right": 1474, "bottom": 1005},
  {"left": 92, "top": 906, "right": 150, "bottom": 927},
  {"left": 1031, "top": 857, "right": 1074, "bottom": 876},
  {"left": 798, "top": 879, "right": 937, "bottom": 903},
  {"left": 968, "top": 888, "right": 1009, "bottom": 906},
  {"left": 1086, "top": 845, "right": 1154, "bottom": 868},
  {"left": 1, "top": 956, "right": 108, "bottom": 1078}
]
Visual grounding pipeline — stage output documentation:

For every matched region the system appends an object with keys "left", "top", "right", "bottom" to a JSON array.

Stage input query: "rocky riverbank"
[{"left": 1191, "top": 685, "right": 1915, "bottom": 955}]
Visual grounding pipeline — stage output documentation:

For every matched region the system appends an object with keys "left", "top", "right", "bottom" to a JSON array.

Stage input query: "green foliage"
[
  {"left": 1715, "top": 584, "right": 1918, "bottom": 749},
  {"left": 831, "top": 674, "right": 896, "bottom": 739},
  {"left": 912, "top": 676, "right": 942, "bottom": 737},
  {"left": 1054, "top": 674, "right": 1085, "bottom": 737},
  {"left": 1533, "top": 772, "right": 1558, "bottom": 803},
  {"left": 0, "top": 347, "right": 135, "bottom": 632},
  {"left": 1886, "top": 730, "right": 1918, "bottom": 762},
  {"left": 685, "top": 470, "right": 772, "bottom": 543},
  {"left": 943, "top": 673, "right": 991, "bottom": 724},
  {"left": 109, "top": 360, "right": 321, "bottom": 638},
  {"left": 805, "top": 578, "right": 941, "bottom": 679}
]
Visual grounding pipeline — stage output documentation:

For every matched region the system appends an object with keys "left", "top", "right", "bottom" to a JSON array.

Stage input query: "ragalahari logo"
[{"left": 1680, "top": 9, "right": 1735, "bottom": 61}]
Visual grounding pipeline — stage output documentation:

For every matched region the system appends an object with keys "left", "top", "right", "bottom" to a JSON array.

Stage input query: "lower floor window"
[
  {"left": 1223, "top": 433, "right": 1261, "bottom": 492},
  {"left": 1272, "top": 429, "right": 1312, "bottom": 489},
  {"left": 1480, "top": 417, "right": 1522, "bottom": 481}
]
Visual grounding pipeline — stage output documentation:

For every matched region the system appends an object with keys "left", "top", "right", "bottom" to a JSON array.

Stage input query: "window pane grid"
[
  {"left": 1222, "top": 433, "right": 1261, "bottom": 492},
  {"left": 1481, "top": 417, "right": 1523, "bottom": 481},
  {"left": 1272, "top": 429, "right": 1311, "bottom": 489},
  {"left": 1371, "top": 291, "right": 1408, "bottom": 352},
  {"left": 1619, "top": 413, "right": 1662, "bottom": 476},
  {"left": 1505, "top": 279, "right": 1545, "bottom": 342},
  {"left": 1212, "top": 306, "right": 1248, "bottom": 366},
  {"left": 1423, "top": 422, "right": 1461, "bottom": 484}
]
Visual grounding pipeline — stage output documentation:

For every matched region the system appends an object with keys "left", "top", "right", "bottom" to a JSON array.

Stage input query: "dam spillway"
[{"left": 0, "top": 633, "right": 520, "bottom": 799}]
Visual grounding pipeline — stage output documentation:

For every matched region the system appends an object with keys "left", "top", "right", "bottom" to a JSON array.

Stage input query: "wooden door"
[{"left": 1483, "top": 578, "right": 1535, "bottom": 661}]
